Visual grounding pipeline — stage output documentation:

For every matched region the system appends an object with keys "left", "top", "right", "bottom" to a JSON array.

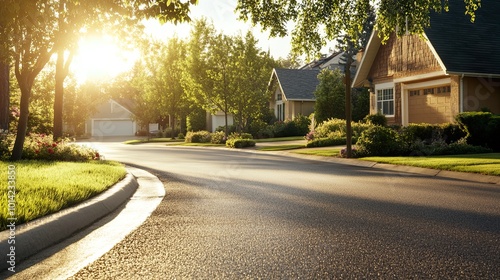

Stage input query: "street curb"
[{"left": 0, "top": 172, "right": 139, "bottom": 272}]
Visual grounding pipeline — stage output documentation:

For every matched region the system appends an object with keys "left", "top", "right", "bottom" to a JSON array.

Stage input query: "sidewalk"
[{"left": 0, "top": 166, "right": 164, "bottom": 276}]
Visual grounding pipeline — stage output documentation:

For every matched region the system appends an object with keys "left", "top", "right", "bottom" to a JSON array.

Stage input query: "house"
[
  {"left": 268, "top": 68, "right": 321, "bottom": 121},
  {"left": 206, "top": 111, "right": 234, "bottom": 132},
  {"left": 85, "top": 99, "right": 158, "bottom": 137},
  {"left": 300, "top": 51, "right": 357, "bottom": 73},
  {"left": 352, "top": 1, "right": 500, "bottom": 126}
]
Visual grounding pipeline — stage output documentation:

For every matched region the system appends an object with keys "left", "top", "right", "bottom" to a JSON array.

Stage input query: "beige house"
[
  {"left": 352, "top": 1, "right": 500, "bottom": 126},
  {"left": 268, "top": 68, "right": 320, "bottom": 121}
]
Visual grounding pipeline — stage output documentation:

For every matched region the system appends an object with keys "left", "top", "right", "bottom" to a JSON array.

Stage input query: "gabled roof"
[
  {"left": 353, "top": 1, "right": 500, "bottom": 87},
  {"left": 300, "top": 51, "right": 343, "bottom": 70},
  {"left": 425, "top": 1, "right": 500, "bottom": 76},
  {"left": 270, "top": 68, "right": 321, "bottom": 101}
]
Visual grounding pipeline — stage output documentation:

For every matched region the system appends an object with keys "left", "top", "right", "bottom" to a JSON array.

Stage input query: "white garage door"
[{"left": 92, "top": 120, "right": 134, "bottom": 136}]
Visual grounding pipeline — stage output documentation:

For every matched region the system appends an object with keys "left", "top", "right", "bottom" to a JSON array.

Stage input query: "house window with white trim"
[{"left": 376, "top": 87, "right": 395, "bottom": 116}]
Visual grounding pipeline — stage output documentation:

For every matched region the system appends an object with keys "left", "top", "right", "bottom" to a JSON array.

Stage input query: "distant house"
[
  {"left": 268, "top": 68, "right": 320, "bottom": 121},
  {"left": 300, "top": 51, "right": 357, "bottom": 73},
  {"left": 85, "top": 99, "right": 158, "bottom": 137},
  {"left": 206, "top": 111, "right": 234, "bottom": 132},
  {"left": 352, "top": 1, "right": 500, "bottom": 126}
]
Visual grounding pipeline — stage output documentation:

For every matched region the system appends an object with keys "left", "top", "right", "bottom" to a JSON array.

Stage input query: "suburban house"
[
  {"left": 352, "top": 1, "right": 500, "bottom": 126},
  {"left": 85, "top": 99, "right": 158, "bottom": 137},
  {"left": 206, "top": 111, "right": 234, "bottom": 132},
  {"left": 300, "top": 51, "right": 357, "bottom": 73},
  {"left": 268, "top": 51, "right": 359, "bottom": 121},
  {"left": 268, "top": 68, "right": 321, "bottom": 121}
]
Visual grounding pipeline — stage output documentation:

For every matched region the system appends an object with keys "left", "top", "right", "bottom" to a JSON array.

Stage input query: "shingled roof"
[
  {"left": 271, "top": 68, "right": 321, "bottom": 100},
  {"left": 426, "top": 0, "right": 500, "bottom": 75},
  {"left": 353, "top": 1, "right": 500, "bottom": 87}
]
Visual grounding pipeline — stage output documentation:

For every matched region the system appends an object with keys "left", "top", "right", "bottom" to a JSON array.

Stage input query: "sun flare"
[{"left": 71, "top": 35, "right": 139, "bottom": 84}]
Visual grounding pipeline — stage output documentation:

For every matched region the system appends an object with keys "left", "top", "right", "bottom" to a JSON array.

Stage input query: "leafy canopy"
[{"left": 236, "top": 0, "right": 481, "bottom": 57}]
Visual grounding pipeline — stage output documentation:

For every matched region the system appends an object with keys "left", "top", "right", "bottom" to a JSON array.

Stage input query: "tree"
[
  {"left": 4, "top": 0, "right": 199, "bottom": 160},
  {"left": 184, "top": 20, "right": 236, "bottom": 138},
  {"left": 232, "top": 32, "right": 276, "bottom": 133},
  {"left": 236, "top": 0, "right": 481, "bottom": 157},
  {"left": 314, "top": 69, "right": 345, "bottom": 125}
]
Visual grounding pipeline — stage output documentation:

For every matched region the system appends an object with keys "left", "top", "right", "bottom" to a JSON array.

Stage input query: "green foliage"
[
  {"left": 229, "top": 132, "right": 253, "bottom": 140},
  {"left": 314, "top": 69, "right": 345, "bottom": 124},
  {"left": 305, "top": 137, "right": 347, "bottom": 148},
  {"left": 456, "top": 112, "right": 500, "bottom": 150},
  {"left": 1, "top": 133, "right": 100, "bottom": 161},
  {"left": 352, "top": 87, "right": 370, "bottom": 122},
  {"left": 210, "top": 131, "right": 226, "bottom": 144},
  {"left": 187, "top": 106, "right": 207, "bottom": 132},
  {"left": 356, "top": 126, "right": 402, "bottom": 157},
  {"left": 236, "top": 0, "right": 481, "bottom": 58},
  {"left": 363, "top": 113, "right": 387, "bottom": 126},
  {"left": 226, "top": 138, "right": 256, "bottom": 148},
  {"left": 314, "top": 118, "right": 372, "bottom": 142},
  {"left": 185, "top": 130, "right": 211, "bottom": 143}
]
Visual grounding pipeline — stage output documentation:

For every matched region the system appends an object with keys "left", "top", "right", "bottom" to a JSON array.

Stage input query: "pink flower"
[
  {"left": 52, "top": 143, "right": 57, "bottom": 147},
  {"left": 35, "top": 150, "right": 39, "bottom": 154},
  {"left": 48, "top": 148, "right": 54, "bottom": 154}
]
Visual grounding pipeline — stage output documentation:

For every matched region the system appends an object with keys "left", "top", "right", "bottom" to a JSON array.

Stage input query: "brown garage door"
[{"left": 408, "top": 85, "right": 452, "bottom": 124}]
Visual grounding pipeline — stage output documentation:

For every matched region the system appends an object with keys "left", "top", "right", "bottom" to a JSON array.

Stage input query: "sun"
[{"left": 71, "top": 34, "right": 139, "bottom": 84}]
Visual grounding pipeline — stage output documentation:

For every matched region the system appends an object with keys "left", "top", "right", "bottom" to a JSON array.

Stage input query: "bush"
[
  {"left": 185, "top": 130, "right": 211, "bottom": 143},
  {"left": 228, "top": 132, "right": 253, "bottom": 140},
  {"left": 305, "top": 137, "right": 347, "bottom": 148},
  {"left": 313, "top": 118, "right": 373, "bottom": 143},
  {"left": 292, "top": 114, "right": 311, "bottom": 136},
  {"left": 356, "top": 126, "right": 402, "bottom": 156},
  {"left": 177, "top": 133, "right": 185, "bottom": 140},
  {"left": 225, "top": 138, "right": 256, "bottom": 148},
  {"left": 10, "top": 134, "right": 101, "bottom": 161},
  {"left": 363, "top": 113, "right": 387, "bottom": 126},
  {"left": 456, "top": 112, "right": 500, "bottom": 151},
  {"left": 210, "top": 131, "right": 226, "bottom": 144}
]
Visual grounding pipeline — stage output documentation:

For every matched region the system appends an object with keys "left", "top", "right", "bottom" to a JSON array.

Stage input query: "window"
[
  {"left": 277, "top": 93, "right": 282, "bottom": 101},
  {"left": 377, "top": 88, "right": 394, "bottom": 116}
]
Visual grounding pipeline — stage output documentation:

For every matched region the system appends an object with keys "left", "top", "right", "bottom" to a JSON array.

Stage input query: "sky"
[{"left": 144, "top": 0, "right": 299, "bottom": 59}]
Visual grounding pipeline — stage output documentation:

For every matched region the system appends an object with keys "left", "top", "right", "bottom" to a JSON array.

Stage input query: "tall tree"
[
  {"left": 232, "top": 32, "right": 276, "bottom": 132},
  {"left": 314, "top": 69, "right": 345, "bottom": 125},
  {"left": 184, "top": 20, "right": 235, "bottom": 138}
]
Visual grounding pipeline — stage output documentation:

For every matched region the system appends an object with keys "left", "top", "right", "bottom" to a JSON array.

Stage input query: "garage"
[
  {"left": 92, "top": 119, "right": 135, "bottom": 137},
  {"left": 408, "top": 85, "right": 452, "bottom": 124}
]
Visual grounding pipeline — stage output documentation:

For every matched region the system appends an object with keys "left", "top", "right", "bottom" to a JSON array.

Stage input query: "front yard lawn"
[
  {"left": 0, "top": 160, "right": 126, "bottom": 230},
  {"left": 257, "top": 144, "right": 305, "bottom": 151},
  {"left": 124, "top": 138, "right": 183, "bottom": 144},
  {"left": 292, "top": 147, "right": 342, "bottom": 157},
  {"left": 361, "top": 153, "right": 500, "bottom": 176}
]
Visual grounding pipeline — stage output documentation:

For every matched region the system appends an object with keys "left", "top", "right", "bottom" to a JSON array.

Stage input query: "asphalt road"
[{"left": 65, "top": 141, "right": 500, "bottom": 278}]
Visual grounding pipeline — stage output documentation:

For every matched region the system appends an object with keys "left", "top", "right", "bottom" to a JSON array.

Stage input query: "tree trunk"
[
  {"left": 0, "top": 62, "right": 9, "bottom": 132},
  {"left": 53, "top": 48, "right": 65, "bottom": 140},
  {"left": 345, "top": 57, "right": 353, "bottom": 158},
  {"left": 11, "top": 84, "right": 31, "bottom": 160}
]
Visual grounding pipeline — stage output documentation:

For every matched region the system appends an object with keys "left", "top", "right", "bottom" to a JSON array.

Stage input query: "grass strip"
[
  {"left": 360, "top": 153, "right": 500, "bottom": 176},
  {"left": 257, "top": 145, "right": 305, "bottom": 151},
  {"left": 292, "top": 148, "right": 342, "bottom": 157},
  {"left": 0, "top": 160, "right": 126, "bottom": 230}
]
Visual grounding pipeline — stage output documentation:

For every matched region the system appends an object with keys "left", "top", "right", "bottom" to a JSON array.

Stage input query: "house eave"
[{"left": 446, "top": 71, "right": 500, "bottom": 78}]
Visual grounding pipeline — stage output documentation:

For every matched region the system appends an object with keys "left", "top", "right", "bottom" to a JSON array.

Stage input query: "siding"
[{"left": 369, "top": 34, "right": 442, "bottom": 82}]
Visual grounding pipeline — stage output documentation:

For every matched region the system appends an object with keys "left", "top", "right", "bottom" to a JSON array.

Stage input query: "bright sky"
[{"left": 144, "top": 0, "right": 294, "bottom": 59}]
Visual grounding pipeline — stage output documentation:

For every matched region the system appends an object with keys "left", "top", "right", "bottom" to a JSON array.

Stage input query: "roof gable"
[
  {"left": 272, "top": 68, "right": 321, "bottom": 100},
  {"left": 353, "top": 1, "right": 500, "bottom": 87}
]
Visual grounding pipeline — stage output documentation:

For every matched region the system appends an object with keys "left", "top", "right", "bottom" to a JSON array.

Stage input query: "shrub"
[
  {"left": 356, "top": 126, "right": 402, "bottom": 156},
  {"left": 456, "top": 112, "right": 492, "bottom": 146},
  {"left": 185, "top": 130, "right": 211, "bottom": 143},
  {"left": 7, "top": 134, "right": 102, "bottom": 161},
  {"left": 177, "top": 133, "right": 185, "bottom": 140},
  {"left": 313, "top": 118, "right": 372, "bottom": 143},
  {"left": 292, "top": 114, "right": 311, "bottom": 136},
  {"left": 305, "top": 137, "right": 346, "bottom": 148},
  {"left": 486, "top": 115, "right": 500, "bottom": 151},
  {"left": 210, "top": 131, "right": 226, "bottom": 144},
  {"left": 226, "top": 138, "right": 256, "bottom": 148},
  {"left": 228, "top": 132, "right": 253, "bottom": 140},
  {"left": 363, "top": 113, "right": 387, "bottom": 126}
]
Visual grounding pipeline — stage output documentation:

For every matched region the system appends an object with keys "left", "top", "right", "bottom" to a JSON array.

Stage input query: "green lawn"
[
  {"left": 292, "top": 147, "right": 343, "bottom": 157},
  {"left": 361, "top": 153, "right": 500, "bottom": 176},
  {"left": 257, "top": 144, "right": 305, "bottom": 151},
  {"left": 173, "top": 142, "right": 225, "bottom": 147},
  {"left": 0, "top": 160, "right": 126, "bottom": 230}
]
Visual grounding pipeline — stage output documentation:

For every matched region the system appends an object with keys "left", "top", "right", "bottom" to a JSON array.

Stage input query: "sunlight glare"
[{"left": 71, "top": 35, "right": 139, "bottom": 84}]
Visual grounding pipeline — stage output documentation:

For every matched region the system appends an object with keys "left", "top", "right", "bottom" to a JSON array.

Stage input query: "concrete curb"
[{"left": 0, "top": 172, "right": 139, "bottom": 272}]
